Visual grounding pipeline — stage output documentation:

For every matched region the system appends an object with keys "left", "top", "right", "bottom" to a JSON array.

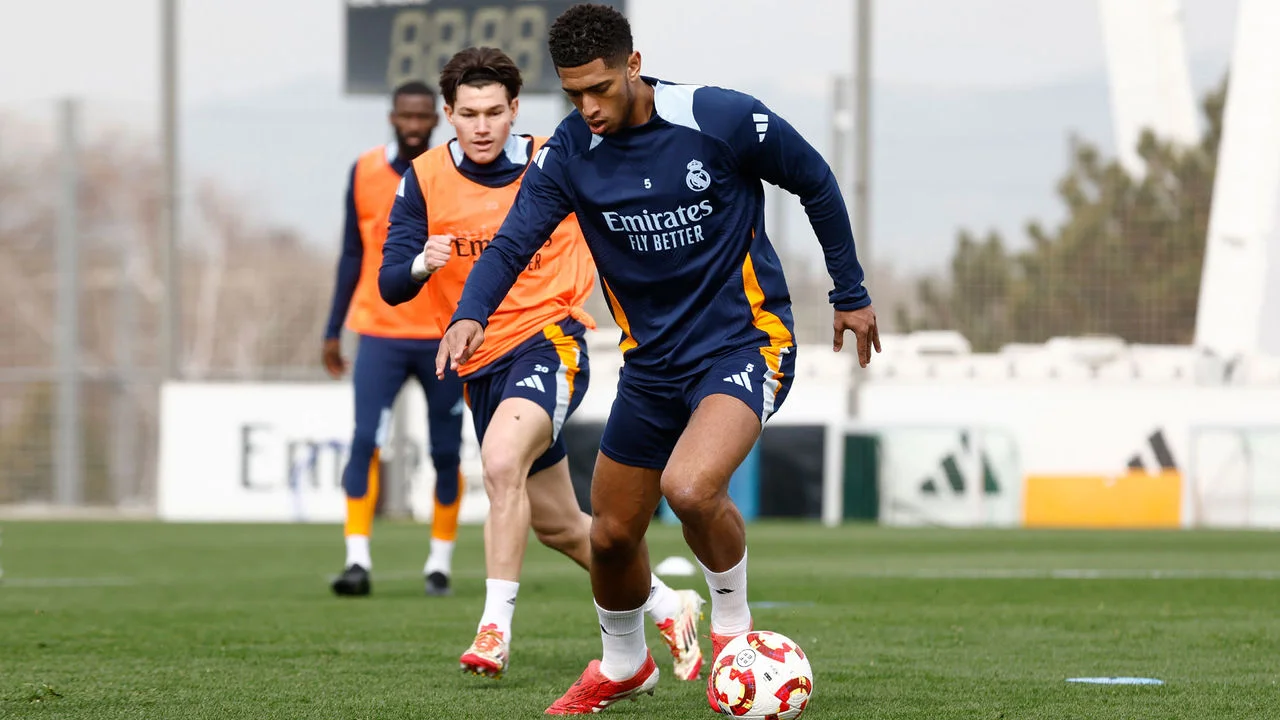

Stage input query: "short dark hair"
[
  {"left": 439, "top": 47, "right": 523, "bottom": 106},
  {"left": 391, "top": 80, "right": 436, "bottom": 105},
  {"left": 548, "top": 3, "right": 633, "bottom": 69}
]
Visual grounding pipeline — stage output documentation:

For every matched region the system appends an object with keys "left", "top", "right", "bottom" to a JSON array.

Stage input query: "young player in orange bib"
[{"left": 379, "top": 47, "right": 705, "bottom": 683}]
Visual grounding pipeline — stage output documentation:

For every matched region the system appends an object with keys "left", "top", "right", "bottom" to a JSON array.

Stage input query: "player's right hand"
[
  {"left": 436, "top": 319, "right": 485, "bottom": 379},
  {"left": 423, "top": 234, "right": 454, "bottom": 274},
  {"left": 322, "top": 338, "right": 346, "bottom": 378},
  {"left": 834, "top": 304, "right": 881, "bottom": 368}
]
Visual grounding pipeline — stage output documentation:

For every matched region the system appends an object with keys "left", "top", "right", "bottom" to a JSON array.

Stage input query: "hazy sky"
[
  {"left": 0, "top": 0, "right": 1239, "bottom": 106},
  {"left": 0, "top": 0, "right": 1243, "bottom": 274}
]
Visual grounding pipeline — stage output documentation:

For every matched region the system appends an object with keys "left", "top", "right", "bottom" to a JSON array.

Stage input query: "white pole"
[
  {"left": 160, "top": 0, "right": 182, "bottom": 380},
  {"left": 854, "top": 0, "right": 872, "bottom": 287},
  {"left": 55, "top": 98, "right": 83, "bottom": 507}
]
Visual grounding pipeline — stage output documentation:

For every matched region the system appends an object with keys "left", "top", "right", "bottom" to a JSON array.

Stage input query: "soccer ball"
[{"left": 708, "top": 630, "right": 813, "bottom": 719}]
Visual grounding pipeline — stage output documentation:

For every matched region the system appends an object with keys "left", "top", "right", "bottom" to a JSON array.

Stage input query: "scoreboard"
[{"left": 345, "top": 0, "right": 628, "bottom": 96}]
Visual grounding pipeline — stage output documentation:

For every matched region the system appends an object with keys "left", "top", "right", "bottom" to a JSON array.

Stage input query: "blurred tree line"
[
  {"left": 897, "top": 78, "right": 1228, "bottom": 351},
  {"left": 0, "top": 116, "right": 332, "bottom": 504}
]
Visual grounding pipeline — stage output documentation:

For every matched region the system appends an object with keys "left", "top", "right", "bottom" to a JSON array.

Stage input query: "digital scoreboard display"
[{"left": 345, "top": 0, "right": 628, "bottom": 96}]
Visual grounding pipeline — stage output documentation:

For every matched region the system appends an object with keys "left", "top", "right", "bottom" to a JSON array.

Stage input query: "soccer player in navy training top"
[
  {"left": 437, "top": 4, "right": 881, "bottom": 713},
  {"left": 323, "top": 81, "right": 466, "bottom": 599}
]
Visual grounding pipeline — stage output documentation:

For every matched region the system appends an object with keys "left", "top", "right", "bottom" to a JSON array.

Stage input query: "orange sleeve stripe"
[
  {"left": 542, "top": 323, "right": 582, "bottom": 399},
  {"left": 741, "top": 251, "right": 795, "bottom": 378},
  {"left": 601, "top": 279, "right": 638, "bottom": 353}
]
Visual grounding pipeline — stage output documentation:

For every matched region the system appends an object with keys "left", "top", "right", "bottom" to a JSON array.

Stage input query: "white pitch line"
[
  {"left": 332, "top": 569, "right": 1280, "bottom": 583},
  {"left": 844, "top": 568, "right": 1280, "bottom": 580},
  {"left": 8, "top": 569, "right": 1278, "bottom": 589},
  {"left": 1, "top": 577, "right": 138, "bottom": 588}
]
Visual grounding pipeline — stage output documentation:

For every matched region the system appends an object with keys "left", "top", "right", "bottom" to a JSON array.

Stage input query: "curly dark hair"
[
  {"left": 392, "top": 80, "right": 436, "bottom": 104},
  {"left": 438, "top": 47, "right": 523, "bottom": 106},
  {"left": 548, "top": 3, "right": 633, "bottom": 69}
]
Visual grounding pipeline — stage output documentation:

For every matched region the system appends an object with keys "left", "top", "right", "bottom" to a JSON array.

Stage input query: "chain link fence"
[{"left": 0, "top": 71, "right": 1232, "bottom": 510}]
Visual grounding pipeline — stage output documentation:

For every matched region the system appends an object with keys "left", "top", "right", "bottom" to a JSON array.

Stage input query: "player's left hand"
[{"left": 834, "top": 305, "right": 881, "bottom": 368}]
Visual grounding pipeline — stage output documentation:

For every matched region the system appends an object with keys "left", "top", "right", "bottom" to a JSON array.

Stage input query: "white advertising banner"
[
  {"left": 157, "top": 382, "right": 485, "bottom": 523},
  {"left": 860, "top": 381, "right": 1280, "bottom": 527}
]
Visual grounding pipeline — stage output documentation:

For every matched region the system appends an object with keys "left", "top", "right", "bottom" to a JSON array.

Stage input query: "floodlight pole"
[
  {"left": 854, "top": 0, "right": 872, "bottom": 289},
  {"left": 160, "top": 0, "right": 181, "bottom": 380},
  {"left": 55, "top": 98, "right": 83, "bottom": 507},
  {"left": 832, "top": 0, "right": 874, "bottom": 530}
]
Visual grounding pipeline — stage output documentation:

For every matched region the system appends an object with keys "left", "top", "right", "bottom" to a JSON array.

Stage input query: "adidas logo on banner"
[
  {"left": 1126, "top": 429, "right": 1178, "bottom": 473},
  {"left": 723, "top": 372, "right": 753, "bottom": 391},
  {"left": 920, "top": 431, "right": 1001, "bottom": 496},
  {"left": 515, "top": 375, "right": 545, "bottom": 392}
]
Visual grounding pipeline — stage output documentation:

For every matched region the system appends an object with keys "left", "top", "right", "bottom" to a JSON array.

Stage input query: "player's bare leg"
[
  {"left": 479, "top": 398, "right": 549, "bottom": 579},
  {"left": 664, "top": 394, "right": 759, "bottom": 574},
  {"left": 526, "top": 459, "right": 591, "bottom": 568},
  {"left": 546, "top": 455, "right": 665, "bottom": 714},
  {"left": 529, "top": 457, "right": 706, "bottom": 683},
  {"left": 661, "top": 394, "right": 761, "bottom": 708},
  {"left": 460, "top": 397, "right": 551, "bottom": 678},
  {"left": 590, "top": 455, "right": 664, "bottom": 612}
]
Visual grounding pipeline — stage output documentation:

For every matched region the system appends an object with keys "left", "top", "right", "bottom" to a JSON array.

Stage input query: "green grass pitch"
[{"left": 2, "top": 521, "right": 1278, "bottom": 718}]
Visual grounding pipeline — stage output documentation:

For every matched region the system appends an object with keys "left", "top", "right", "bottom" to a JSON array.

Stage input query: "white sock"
[
  {"left": 345, "top": 535, "right": 371, "bottom": 570},
  {"left": 424, "top": 538, "right": 454, "bottom": 576},
  {"left": 596, "top": 602, "right": 649, "bottom": 681},
  {"left": 478, "top": 578, "right": 519, "bottom": 638},
  {"left": 699, "top": 550, "right": 751, "bottom": 635},
  {"left": 643, "top": 573, "right": 684, "bottom": 622}
]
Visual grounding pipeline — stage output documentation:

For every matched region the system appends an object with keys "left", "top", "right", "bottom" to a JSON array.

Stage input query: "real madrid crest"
[{"left": 685, "top": 159, "right": 711, "bottom": 192}]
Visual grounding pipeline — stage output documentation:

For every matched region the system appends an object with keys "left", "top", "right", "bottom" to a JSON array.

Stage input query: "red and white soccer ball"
[{"left": 708, "top": 630, "right": 814, "bottom": 719}]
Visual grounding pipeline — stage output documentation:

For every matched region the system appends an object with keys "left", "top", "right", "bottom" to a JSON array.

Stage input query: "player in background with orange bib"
[
  {"left": 379, "top": 48, "right": 704, "bottom": 682},
  {"left": 323, "top": 81, "right": 466, "bottom": 598}
]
